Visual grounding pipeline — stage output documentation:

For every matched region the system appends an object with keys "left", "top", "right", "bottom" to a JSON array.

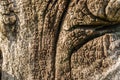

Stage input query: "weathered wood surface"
[{"left": 0, "top": 0, "right": 120, "bottom": 80}]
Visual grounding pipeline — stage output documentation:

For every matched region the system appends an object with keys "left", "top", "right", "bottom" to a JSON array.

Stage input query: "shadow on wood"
[{"left": 1, "top": 71, "right": 18, "bottom": 80}]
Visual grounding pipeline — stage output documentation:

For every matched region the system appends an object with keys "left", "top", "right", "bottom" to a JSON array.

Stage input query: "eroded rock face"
[{"left": 0, "top": 0, "right": 120, "bottom": 80}]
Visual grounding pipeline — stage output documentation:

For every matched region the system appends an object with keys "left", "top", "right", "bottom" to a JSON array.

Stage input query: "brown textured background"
[{"left": 0, "top": 0, "right": 120, "bottom": 80}]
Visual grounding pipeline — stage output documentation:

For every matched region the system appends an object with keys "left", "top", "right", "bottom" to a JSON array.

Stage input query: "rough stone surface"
[{"left": 0, "top": 0, "right": 120, "bottom": 80}]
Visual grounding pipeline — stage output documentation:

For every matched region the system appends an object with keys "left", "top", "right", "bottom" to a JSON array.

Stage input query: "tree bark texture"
[{"left": 0, "top": 0, "right": 120, "bottom": 80}]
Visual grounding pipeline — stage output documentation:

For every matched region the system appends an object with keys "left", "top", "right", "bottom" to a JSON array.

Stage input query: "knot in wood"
[
  {"left": 3, "top": 13, "right": 17, "bottom": 25},
  {"left": 0, "top": 1, "right": 9, "bottom": 6}
]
